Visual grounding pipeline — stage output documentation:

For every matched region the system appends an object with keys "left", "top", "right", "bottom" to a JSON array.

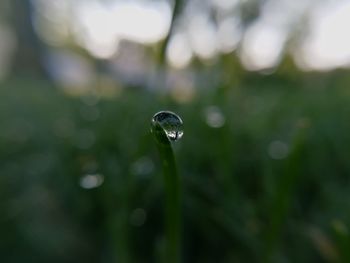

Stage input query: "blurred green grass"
[{"left": 1, "top": 75, "right": 350, "bottom": 263}]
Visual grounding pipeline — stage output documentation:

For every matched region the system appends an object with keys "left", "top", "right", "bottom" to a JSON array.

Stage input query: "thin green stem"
[{"left": 152, "top": 123, "right": 181, "bottom": 263}]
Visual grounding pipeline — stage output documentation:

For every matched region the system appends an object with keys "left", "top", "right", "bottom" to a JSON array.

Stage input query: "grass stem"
[{"left": 152, "top": 122, "right": 181, "bottom": 263}]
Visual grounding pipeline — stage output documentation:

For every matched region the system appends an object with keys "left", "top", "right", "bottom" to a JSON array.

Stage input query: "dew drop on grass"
[{"left": 151, "top": 111, "right": 183, "bottom": 141}]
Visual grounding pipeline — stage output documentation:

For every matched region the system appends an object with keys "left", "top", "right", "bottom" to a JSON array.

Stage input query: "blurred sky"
[{"left": 1, "top": 0, "right": 350, "bottom": 84}]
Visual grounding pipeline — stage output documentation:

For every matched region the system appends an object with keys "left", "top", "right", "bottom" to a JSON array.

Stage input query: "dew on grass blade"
[{"left": 151, "top": 111, "right": 183, "bottom": 141}]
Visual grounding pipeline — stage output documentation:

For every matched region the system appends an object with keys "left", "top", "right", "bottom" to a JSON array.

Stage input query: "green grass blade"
[{"left": 152, "top": 122, "right": 181, "bottom": 263}]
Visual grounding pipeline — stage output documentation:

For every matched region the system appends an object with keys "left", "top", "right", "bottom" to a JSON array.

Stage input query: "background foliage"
[
  {"left": 2, "top": 72, "right": 350, "bottom": 262},
  {"left": 1, "top": 0, "right": 350, "bottom": 262}
]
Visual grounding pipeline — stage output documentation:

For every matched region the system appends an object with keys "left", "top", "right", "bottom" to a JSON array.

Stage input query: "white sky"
[
  {"left": 296, "top": 0, "right": 350, "bottom": 70},
  {"left": 73, "top": 0, "right": 171, "bottom": 59},
  {"left": 30, "top": 0, "right": 350, "bottom": 71}
]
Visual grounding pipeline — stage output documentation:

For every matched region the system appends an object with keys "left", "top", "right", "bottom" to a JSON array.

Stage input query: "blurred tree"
[
  {"left": 159, "top": 0, "right": 184, "bottom": 67},
  {"left": 10, "top": 0, "right": 48, "bottom": 78},
  {"left": 239, "top": 0, "right": 262, "bottom": 28}
]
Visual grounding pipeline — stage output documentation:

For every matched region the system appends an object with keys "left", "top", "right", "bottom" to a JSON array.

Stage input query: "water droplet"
[{"left": 151, "top": 111, "right": 183, "bottom": 141}]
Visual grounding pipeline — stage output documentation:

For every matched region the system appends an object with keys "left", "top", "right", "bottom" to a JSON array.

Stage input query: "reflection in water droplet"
[
  {"left": 129, "top": 208, "right": 147, "bottom": 227},
  {"left": 79, "top": 173, "right": 104, "bottom": 189},
  {"left": 204, "top": 106, "right": 225, "bottom": 128},
  {"left": 151, "top": 111, "right": 183, "bottom": 141},
  {"left": 268, "top": 140, "right": 289, "bottom": 160}
]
